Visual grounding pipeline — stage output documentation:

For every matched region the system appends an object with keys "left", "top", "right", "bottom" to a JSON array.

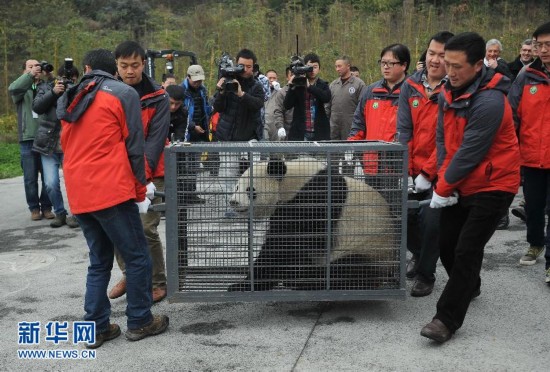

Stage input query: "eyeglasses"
[
  {"left": 533, "top": 41, "right": 550, "bottom": 50},
  {"left": 377, "top": 60, "right": 402, "bottom": 68}
]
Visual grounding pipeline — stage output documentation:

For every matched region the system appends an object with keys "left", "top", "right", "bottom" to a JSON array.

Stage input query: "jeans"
[
  {"left": 435, "top": 191, "right": 514, "bottom": 333},
  {"left": 407, "top": 189, "right": 441, "bottom": 281},
  {"left": 115, "top": 178, "right": 167, "bottom": 288},
  {"left": 523, "top": 167, "right": 550, "bottom": 269},
  {"left": 20, "top": 140, "right": 51, "bottom": 211},
  {"left": 41, "top": 152, "right": 67, "bottom": 216},
  {"left": 76, "top": 200, "right": 153, "bottom": 332}
]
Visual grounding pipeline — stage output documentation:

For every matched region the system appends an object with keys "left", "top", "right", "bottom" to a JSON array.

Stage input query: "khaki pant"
[{"left": 114, "top": 177, "right": 167, "bottom": 289}]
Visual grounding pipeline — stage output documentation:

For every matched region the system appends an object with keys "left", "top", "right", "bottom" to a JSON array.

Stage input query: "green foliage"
[
  {"left": 0, "top": 143, "right": 21, "bottom": 179},
  {"left": 0, "top": 113, "right": 18, "bottom": 143}
]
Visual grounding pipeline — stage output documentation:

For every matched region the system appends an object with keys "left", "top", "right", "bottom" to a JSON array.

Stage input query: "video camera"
[
  {"left": 218, "top": 52, "right": 244, "bottom": 93},
  {"left": 55, "top": 58, "right": 76, "bottom": 88},
  {"left": 40, "top": 60, "right": 54, "bottom": 74},
  {"left": 289, "top": 56, "right": 313, "bottom": 87}
]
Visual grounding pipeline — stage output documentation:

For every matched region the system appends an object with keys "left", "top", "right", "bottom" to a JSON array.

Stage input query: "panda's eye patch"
[{"left": 245, "top": 186, "right": 257, "bottom": 200}]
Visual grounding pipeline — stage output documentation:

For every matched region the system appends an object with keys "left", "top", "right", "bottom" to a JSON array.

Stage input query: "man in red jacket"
[
  {"left": 397, "top": 31, "right": 454, "bottom": 297},
  {"left": 508, "top": 21, "right": 550, "bottom": 281},
  {"left": 420, "top": 32, "right": 520, "bottom": 343},
  {"left": 108, "top": 41, "right": 171, "bottom": 303},
  {"left": 57, "top": 49, "right": 168, "bottom": 347}
]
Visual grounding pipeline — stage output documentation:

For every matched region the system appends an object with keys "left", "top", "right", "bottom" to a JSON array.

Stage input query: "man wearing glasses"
[{"left": 508, "top": 21, "right": 550, "bottom": 283}]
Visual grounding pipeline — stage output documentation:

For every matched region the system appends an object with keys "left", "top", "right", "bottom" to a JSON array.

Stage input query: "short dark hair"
[
  {"left": 533, "top": 21, "right": 550, "bottom": 39},
  {"left": 380, "top": 44, "right": 411, "bottom": 72},
  {"left": 265, "top": 69, "right": 277, "bottom": 75},
  {"left": 522, "top": 39, "right": 533, "bottom": 46},
  {"left": 236, "top": 48, "right": 257, "bottom": 65},
  {"left": 350, "top": 66, "right": 360, "bottom": 73},
  {"left": 430, "top": 31, "right": 455, "bottom": 46},
  {"left": 57, "top": 64, "right": 79, "bottom": 78},
  {"left": 303, "top": 53, "right": 321, "bottom": 68},
  {"left": 165, "top": 85, "right": 185, "bottom": 101},
  {"left": 445, "top": 32, "right": 485, "bottom": 65},
  {"left": 163, "top": 73, "right": 175, "bottom": 81},
  {"left": 114, "top": 40, "right": 146, "bottom": 60},
  {"left": 82, "top": 49, "right": 117, "bottom": 76}
]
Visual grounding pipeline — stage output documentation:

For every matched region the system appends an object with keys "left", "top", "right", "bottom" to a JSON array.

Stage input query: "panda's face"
[{"left": 229, "top": 160, "right": 287, "bottom": 217}]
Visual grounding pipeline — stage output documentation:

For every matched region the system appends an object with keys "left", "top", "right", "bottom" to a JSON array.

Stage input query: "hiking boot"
[
  {"left": 125, "top": 315, "right": 169, "bottom": 341},
  {"left": 511, "top": 206, "right": 526, "bottom": 222},
  {"left": 421, "top": 319, "right": 452, "bottom": 343},
  {"left": 66, "top": 215, "right": 79, "bottom": 228},
  {"left": 545, "top": 268, "right": 550, "bottom": 284},
  {"left": 519, "top": 246, "right": 544, "bottom": 266},
  {"left": 108, "top": 278, "right": 127, "bottom": 299},
  {"left": 31, "top": 209, "right": 42, "bottom": 221},
  {"left": 50, "top": 213, "right": 67, "bottom": 228},
  {"left": 495, "top": 213, "right": 509, "bottom": 230},
  {"left": 152, "top": 287, "right": 167, "bottom": 303},
  {"left": 86, "top": 324, "right": 121, "bottom": 349},
  {"left": 42, "top": 208, "right": 55, "bottom": 219},
  {"left": 410, "top": 277, "right": 434, "bottom": 297}
]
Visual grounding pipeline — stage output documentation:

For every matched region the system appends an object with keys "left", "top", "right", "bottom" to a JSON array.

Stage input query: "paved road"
[{"left": 0, "top": 174, "right": 548, "bottom": 371}]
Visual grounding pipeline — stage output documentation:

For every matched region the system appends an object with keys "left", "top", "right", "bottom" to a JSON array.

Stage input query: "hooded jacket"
[
  {"left": 435, "top": 67, "right": 520, "bottom": 197},
  {"left": 57, "top": 70, "right": 146, "bottom": 214}
]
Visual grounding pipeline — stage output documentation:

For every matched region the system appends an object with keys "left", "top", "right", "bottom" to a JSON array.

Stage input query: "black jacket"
[
  {"left": 283, "top": 77, "right": 331, "bottom": 141},
  {"left": 32, "top": 79, "right": 64, "bottom": 155},
  {"left": 213, "top": 76, "right": 264, "bottom": 141},
  {"left": 508, "top": 55, "right": 534, "bottom": 80}
]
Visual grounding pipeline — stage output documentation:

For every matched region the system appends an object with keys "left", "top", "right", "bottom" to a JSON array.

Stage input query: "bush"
[
  {"left": 0, "top": 114, "right": 18, "bottom": 143},
  {"left": 0, "top": 143, "right": 21, "bottom": 179}
]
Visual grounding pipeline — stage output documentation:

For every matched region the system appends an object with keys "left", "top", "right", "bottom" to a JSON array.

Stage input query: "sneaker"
[
  {"left": 66, "top": 215, "right": 79, "bottom": 228},
  {"left": 519, "top": 246, "right": 544, "bottom": 266},
  {"left": 511, "top": 206, "right": 526, "bottom": 222},
  {"left": 86, "top": 324, "right": 121, "bottom": 349},
  {"left": 50, "top": 213, "right": 67, "bottom": 228},
  {"left": 495, "top": 214, "right": 509, "bottom": 230},
  {"left": 108, "top": 278, "right": 127, "bottom": 299},
  {"left": 31, "top": 209, "right": 42, "bottom": 221},
  {"left": 42, "top": 208, "right": 55, "bottom": 219},
  {"left": 545, "top": 268, "right": 550, "bottom": 284},
  {"left": 125, "top": 315, "right": 169, "bottom": 341}
]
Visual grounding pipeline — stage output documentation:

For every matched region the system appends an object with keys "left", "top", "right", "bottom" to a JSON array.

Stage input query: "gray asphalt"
[{"left": 0, "top": 173, "right": 548, "bottom": 371}]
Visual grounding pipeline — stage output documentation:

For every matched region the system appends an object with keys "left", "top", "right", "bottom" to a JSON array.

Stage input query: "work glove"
[
  {"left": 430, "top": 190, "right": 458, "bottom": 209},
  {"left": 136, "top": 198, "right": 151, "bottom": 213},
  {"left": 277, "top": 128, "right": 287, "bottom": 139},
  {"left": 414, "top": 174, "right": 432, "bottom": 193},
  {"left": 146, "top": 182, "right": 156, "bottom": 200}
]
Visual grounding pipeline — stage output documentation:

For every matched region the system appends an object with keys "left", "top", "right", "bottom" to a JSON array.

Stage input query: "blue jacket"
[{"left": 181, "top": 79, "right": 212, "bottom": 142}]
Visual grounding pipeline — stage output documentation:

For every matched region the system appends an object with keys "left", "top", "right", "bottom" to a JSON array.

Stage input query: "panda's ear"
[{"left": 266, "top": 159, "right": 287, "bottom": 180}]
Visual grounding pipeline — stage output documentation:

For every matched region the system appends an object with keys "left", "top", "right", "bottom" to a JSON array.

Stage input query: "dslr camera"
[
  {"left": 218, "top": 52, "right": 244, "bottom": 93},
  {"left": 289, "top": 56, "right": 313, "bottom": 87},
  {"left": 55, "top": 58, "right": 76, "bottom": 88},
  {"left": 40, "top": 60, "right": 54, "bottom": 74}
]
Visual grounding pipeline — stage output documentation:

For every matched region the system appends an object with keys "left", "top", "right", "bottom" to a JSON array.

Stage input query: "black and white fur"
[{"left": 228, "top": 157, "right": 396, "bottom": 291}]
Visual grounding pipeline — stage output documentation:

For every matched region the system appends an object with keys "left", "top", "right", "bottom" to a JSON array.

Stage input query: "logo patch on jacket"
[
  {"left": 349, "top": 87, "right": 356, "bottom": 94},
  {"left": 372, "top": 102, "right": 379, "bottom": 109},
  {"left": 412, "top": 99, "right": 419, "bottom": 108},
  {"left": 529, "top": 86, "right": 538, "bottom": 95}
]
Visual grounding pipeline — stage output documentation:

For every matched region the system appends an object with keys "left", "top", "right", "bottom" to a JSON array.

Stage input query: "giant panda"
[{"left": 227, "top": 157, "right": 398, "bottom": 291}]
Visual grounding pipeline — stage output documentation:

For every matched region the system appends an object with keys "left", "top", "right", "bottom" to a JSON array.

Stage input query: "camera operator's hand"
[
  {"left": 236, "top": 80, "right": 245, "bottom": 97},
  {"left": 194, "top": 126, "right": 205, "bottom": 134},
  {"left": 30, "top": 64, "right": 42, "bottom": 79},
  {"left": 216, "top": 77, "right": 226, "bottom": 92},
  {"left": 52, "top": 82, "right": 66, "bottom": 96},
  {"left": 287, "top": 74, "right": 295, "bottom": 86}
]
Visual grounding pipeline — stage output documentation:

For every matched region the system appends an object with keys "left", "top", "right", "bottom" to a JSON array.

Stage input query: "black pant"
[
  {"left": 523, "top": 167, "right": 550, "bottom": 266},
  {"left": 407, "top": 189, "right": 441, "bottom": 281},
  {"left": 435, "top": 191, "right": 514, "bottom": 333}
]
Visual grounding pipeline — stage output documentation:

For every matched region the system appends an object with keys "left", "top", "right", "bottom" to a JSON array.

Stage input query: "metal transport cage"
[{"left": 164, "top": 141, "right": 408, "bottom": 302}]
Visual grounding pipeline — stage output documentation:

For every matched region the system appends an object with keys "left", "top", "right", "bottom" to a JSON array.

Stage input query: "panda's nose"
[{"left": 229, "top": 199, "right": 239, "bottom": 208}]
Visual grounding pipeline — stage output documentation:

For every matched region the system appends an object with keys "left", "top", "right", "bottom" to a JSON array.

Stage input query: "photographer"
[
  {"left": 32, "top": 61, "right": 80, "bottom": 228},
  {"left": 283, "top": 53, "right": 331, "bottom": 141},
  {"left": 213, "top": 48, "right": 265, "bottom": 142}
]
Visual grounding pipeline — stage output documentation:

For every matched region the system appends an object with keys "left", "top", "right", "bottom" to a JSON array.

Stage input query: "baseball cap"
[{"left": 187, "top": 65, "right": 205, "bottom": 81}]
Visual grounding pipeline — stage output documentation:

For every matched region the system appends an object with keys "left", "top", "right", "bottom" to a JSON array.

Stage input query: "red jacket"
[
  {"left": 397, "top": 70, "right": 442, "bottom": 180},
  {"left": 508, "top": 58, "right": 550, "bottom": 169},
  {"left": 138, "top": 74, "right": 170, "bottom": 180},
  {"left": 57, "top": 71, "right": 146, "bottom": 214},
  {"left": 435, "top": 68, "right": 520, "bottom": 197},
  {"left": 348, "top": 79, "right": 403, "bottom": 174}
]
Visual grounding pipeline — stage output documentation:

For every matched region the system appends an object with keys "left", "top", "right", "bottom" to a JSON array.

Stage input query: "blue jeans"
[
  {"left": 523, "top": 167, "right": 550, "bottom": 269},
  {"left": 20, "top": 140, "right": 51, "bottom": 211},
  {"left": 76, "top": 200, "right": 153, "bottom": 332},
  {"left": 40, "top": 152, "right": 67, "bottom": 216}
]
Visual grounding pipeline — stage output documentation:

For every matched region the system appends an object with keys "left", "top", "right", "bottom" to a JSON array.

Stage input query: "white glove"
[
  {"left": 414, "top": 174, "right": 432, "bottom": 193},
  {"left": 136, "top": 198, "right": 151, "bottom": 213},
  {"left": 430, "top": 190, "right": 458, "bottom": 209},
  {"left": 272, "top": 81, "right": 281, "bottom": 91},
  {"left": 277, "top": 128, "right": 287, "bottom": 139},
  {"left": 146, "top": 182, "right": 156, "bottom": 200}
]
